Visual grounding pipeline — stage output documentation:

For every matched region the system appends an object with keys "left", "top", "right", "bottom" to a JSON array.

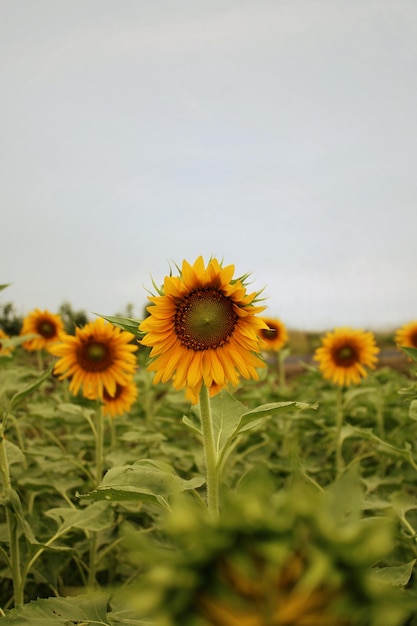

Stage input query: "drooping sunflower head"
[
  {"left": 258, "top": 316, "right": 289, "bottom": 352},
  {"left": 0, "top": 329, "right": 13, "bottom": 356},
  {"left": 102, "top": 378, "right": 138, "bottom": 418},
  {"left": 49, "top": 317, "right": 138, "bottom": 400},
  {"left": 314, "top": 327, "right": 379, "bottom": 387},
  {"left": 20, "top": 308, "right": 66, "bottom": 352},
  {"left": 394, "top": 320, "right": 417, "bottom": 350},
  {"left": 122, "top": 481, "right": 407, "bottom": 626},
  {"left": 139, "top": 256, "right": 268, "bottom": 402}
]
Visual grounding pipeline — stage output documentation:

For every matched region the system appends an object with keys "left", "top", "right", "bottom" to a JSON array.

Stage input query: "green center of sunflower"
[
  {"left": 333, "top": 344, "right": 358, "bottom": 367},
  {"left": 175, "top": 288, "right": 238, "bottom": 351},
  {"left": 38, "top": 321, "right": 56, "bottom": 339},
  {"left": 78, "top": 341, "right": 113, "bottom": 371}
]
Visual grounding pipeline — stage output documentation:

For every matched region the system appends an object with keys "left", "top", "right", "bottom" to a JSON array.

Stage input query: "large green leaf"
[
  {"left": 97, "top": 314, "right": 142, "bottom": 337},
  {"left": 5, "top": 363, "right": 53, "bottom": 418},
  {"left": 80, "top": 459, "right": 204, "bottom": 505},
  {"left": 45, "top": 501, "right": 114, "bottom": 533},
  {"left": 401, "top": 346, "right": 417, "bottom": 361},
  {"left": 1, "top": 592, "right": 110, "bottom": 625},
  {"left": 371, "top": 560, "right": 416, "bottom": 587}
]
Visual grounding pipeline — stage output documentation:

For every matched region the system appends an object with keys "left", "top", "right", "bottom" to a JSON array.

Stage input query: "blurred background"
[{"left": 1, "top": 0, "right": 417, "bottom": 330}]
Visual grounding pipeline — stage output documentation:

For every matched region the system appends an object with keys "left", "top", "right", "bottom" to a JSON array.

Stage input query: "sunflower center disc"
[
  {"left": 334, "top": 345, "right": 358, "bottom": 367},
  {"left": 38, "top": 321, "right": 55, "bottom": 338},
  {"left": 411, "top": 332, "right": 417, "bottom": 348},
  {"left": 81, "top": 341, "right": 112, "bottom": 371},
  {"left": 103, "top": 383, "right": 122, "bottom": 401},
  {"left": 175, "top": 288, "right": 238, "bottom": 351},
  {"left": 261, "top": 327, "right": 277, "bottom": 340}
]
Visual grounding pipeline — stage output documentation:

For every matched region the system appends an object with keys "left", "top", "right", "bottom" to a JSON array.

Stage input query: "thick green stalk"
[
  {"left": 95, "top": 404, "right": 104, "bottom": 488},
  {"left": 198, "top": 385, "right": 219, "bottom": 515},
  {"left": 335, "top": 386, "right": 344, "bottom": 476},
  {"left": 88, "top": 404, "right": 105, "bottom": 588},
  {"left": 278, "top": 350, "right": 286, "bottom": 391},
  {"left": 0, "top": 424, "right": 23, "bottom": 606}
]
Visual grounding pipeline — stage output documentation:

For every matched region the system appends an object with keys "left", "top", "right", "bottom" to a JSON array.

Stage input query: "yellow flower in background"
[
  {"left": 20, "top": 308, "right": 65, "bottom": 352},
  {"left": 395, "top": 320, "right": 417, "bottom": 349},
  {"left": 50, "top": 317, "right": 138, "bottom": 400},
  {"left": 0, "top": 329, "right": 13, "bottom": 356},
  {"left": 102, "top": 379, "right": 138, "bottom": 418},
  {"left": 139, "top": 256, "right": 267, "bottom": 402},
  {"left": 314, "top": 327, "right": 379, "bottom": 386},
  {"left": 258, "top": 316, "right": 288, "bottom": 352}
]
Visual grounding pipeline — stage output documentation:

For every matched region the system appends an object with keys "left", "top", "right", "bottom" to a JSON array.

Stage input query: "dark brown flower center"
[
  {"left": 410, "top": 332, "right": 417, "bottom": 348},
  {"left": 174, "top": 288, "right": 238, "bottom": 351},
  {"left": 260, "top": 326, "right": 278, "bottom": 341},
  {"left": 37, "top": 320, "right": 56, "bottom": 339},
  {"left": 77, "top": 340, "right": 113, "bottom": 372},
  {"left": 103, "top": 383, "right": 122, "bottom": 401},
  {"left": 332, "top": 344, "right": 358, "bottom": 367}
]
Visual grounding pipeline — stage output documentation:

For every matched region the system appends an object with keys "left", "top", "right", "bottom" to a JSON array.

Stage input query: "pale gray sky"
[{"left": 2, "top": 0, "right": 417, "bottom": 330}]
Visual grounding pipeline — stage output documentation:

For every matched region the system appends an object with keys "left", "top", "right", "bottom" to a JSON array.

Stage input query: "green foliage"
[
  {"left": 0, "top": 302, "right": 23, "bottom": 336},
  {"left": 0, "top": 342, "right": 417, "bottom": 623},
  {"left": 57, "top": 301, "right": 89, "bottom": 333}
]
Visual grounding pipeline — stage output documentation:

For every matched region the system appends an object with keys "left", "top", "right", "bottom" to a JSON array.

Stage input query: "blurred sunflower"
[
  {"left": 49, "top": 317, "right": 138, "bottom": 400},
  {"left": 258, "top": 317, "right": 288, "bottom": 352},
  {"left": 20, "top": 308, "right": 65, "bottom": 352},
  {"left": 102, "top": 379, "right": 138, "bottom": 418},
  {"left": 0, "top": 329, "right": 13, "bottom": 356},
  {"left": 124, "top": 481, "right": 407, "bottom": 626},
  {"left": 394, "top": 320, "right": 417, "bottom": 349},
  {"left": 139, "top": 256, "right": 267, "bottom": 402},
  {"left": 314, "top": 327, "right": 379, "bottom": 386}
]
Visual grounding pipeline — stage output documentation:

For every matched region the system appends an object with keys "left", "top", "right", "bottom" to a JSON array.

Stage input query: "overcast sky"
[{"left": 1, "top": 0, "right": 417, "bottom": 330}]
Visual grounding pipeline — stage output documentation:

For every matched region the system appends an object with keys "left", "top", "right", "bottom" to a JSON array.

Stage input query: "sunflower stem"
[
  {"left": 95, "top": 403, "right": 105, "bottom": 488},
  {"left": 335, "top": 386, "right": 345, "bottom": 476},
  {"left": 278, "top": 350, "right": 286, "bottom": 391},
  {"left": 198, "top": 385, "right": 219, "bottom": 516},
  {"left": 36, "top": 349, "right": 44, "bottom": 372},
  {"left": 88, "top": 404, "right": 105, "bottom": 589},
  {"left": 0, "top": 421, "right": 23, "bottom": 606}
]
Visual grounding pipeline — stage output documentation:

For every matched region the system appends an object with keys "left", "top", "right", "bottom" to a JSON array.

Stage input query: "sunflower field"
[{"left": 1, "top": 259, "right": 417, "bottom": 625}]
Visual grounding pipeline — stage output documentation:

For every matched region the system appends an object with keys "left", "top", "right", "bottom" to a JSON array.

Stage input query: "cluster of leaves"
[{"left": 0, "top": 341, "right": 417, "bottom": 623}]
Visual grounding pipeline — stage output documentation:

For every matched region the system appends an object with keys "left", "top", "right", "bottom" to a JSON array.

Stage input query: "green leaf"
[
  {"left": 4, "top": 440, "right": 25, "bottom": 466},
  {"left": 409, "top": 399, "right": 417, "bottom": 421},
  {"left": 239, "top": 400, "right": 318, "bottom": 429},
  {"left": 80, "top": 459, "right": 204, "bottom": 504},
  {"left": 45, "top": 501, "right": 114, "bottom": 533},
  {"left": 96, "top": 314, "right": 142, "bottom": 337},
  {"left": 209, "top": 391, "right": 247, "bottom": 452},
  {"left": 371, "top": 560, "right": 416, "bottom": 586},
  {"left": 0, "top": 284, "right": 10, "bottom": 292},
  {"left": 1, "top": 592, "right": 110, "bottom": 625},
  {"left": 401, "top": 346, "right": 417, "bottom": 361},
  {"left": 325, "top": 464, "right": 363, "bottom": 525},
  {"left": 6, "top": 363, "right": 53, "bottom": 417}
]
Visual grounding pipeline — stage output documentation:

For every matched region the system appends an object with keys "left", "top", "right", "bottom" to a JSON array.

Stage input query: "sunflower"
[
  {"left": 394, "top": 320, "right": 417, "bottom": 349},
  {"left": 20, "top": 308, "right": 65, "bottom": 352},
  {"left": 49, "top": 317, "right": 138, "bottom": 400},
  {"left": 258, "top": 316, "right": 288, "bottom": 352},
  {"left": 314, "top": 327, "right": 379, "bottom": 386},
  {"left": 0, "top": 329, "right": 13, "bottom": 356},
  {"left": 139, "top": 256, "right": 267, "bottom": 402},
  {"left": 102, "top": 379, "right": 138, "bottom": 418}
]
